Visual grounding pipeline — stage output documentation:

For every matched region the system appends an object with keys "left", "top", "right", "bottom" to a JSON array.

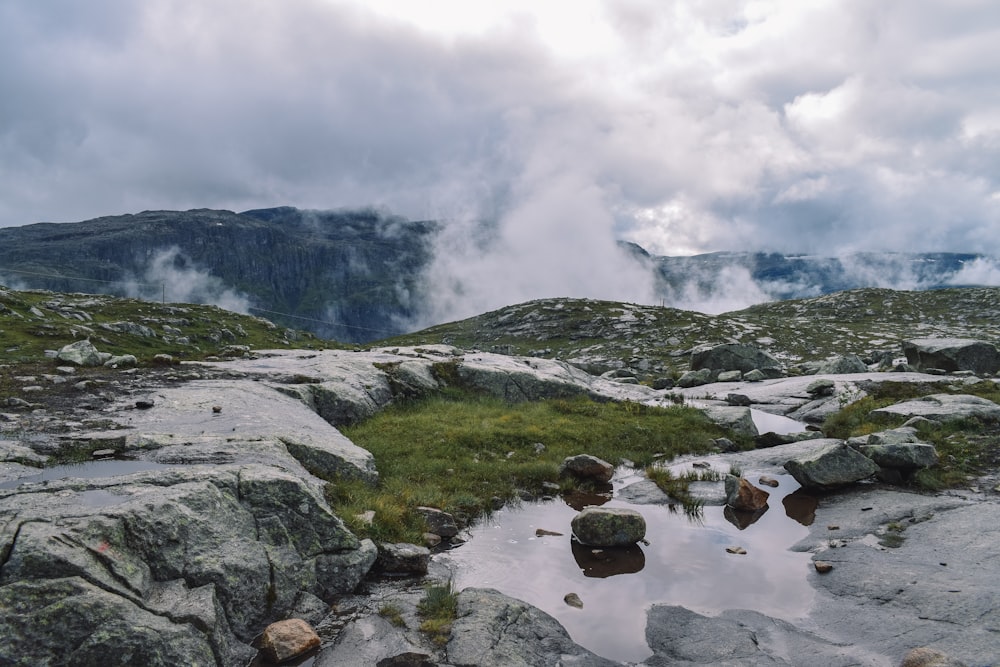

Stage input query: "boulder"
[
  {"left": 725, "top": 475, "right": 770, "bottom": 512},
  {"left": 859, "top": 443, "right": 939, "bottom": 470},
  {"left": 902, "top": 338, "right": 1000, "bottom": 375},
  {"left": 690, "top": 343, "right": 783, "bottom": 379},
  {"left": 416, "top": 506, "right": 459, "bottom": 538},
  {"left": 869, "top": 394, "right": 1000, "bottom": 423},
  {"left": 447, "top": 588, "right": 618, "bottom": 667},
  {"left": 375, "top": 543, "right": 430, "bottom": 576},
  {"left": 259, "top": 618, "right": 321, "bottom": 663},
  {"left": 558, "top": 454, "right": 614, "bottom": 483},
  {"left": 571, "top": 507, "right": 646, "bottom": 547},
  {"left": 56, "top": 339, "right": 103, "bottom": 367},
  {"left": 815, "top": 354, "right": 869, "bottom": 374},
  {"left": 806, "top": 378, "right": 836, "bottom": 396},
  {"left": 677, "top": 368, "right": 712, "bottom": 388},
  {"left": 701, "top": 406, "right": 759, "bottom": 438},
  {"left": 783, "top": 440, "right": 880, "bottom": 490}
]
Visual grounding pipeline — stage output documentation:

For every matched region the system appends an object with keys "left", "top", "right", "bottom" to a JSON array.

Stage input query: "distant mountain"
[
  {"left": 0, "top": 207, "right": 437, "bottom": 342},
  {"left": 0, "top": 207, "right": 994, "bottom": 342}
]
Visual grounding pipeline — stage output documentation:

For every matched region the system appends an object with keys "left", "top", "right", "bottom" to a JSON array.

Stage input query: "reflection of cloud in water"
[{"left": 442, "top": 474, "right": 815, "bottom": 664}]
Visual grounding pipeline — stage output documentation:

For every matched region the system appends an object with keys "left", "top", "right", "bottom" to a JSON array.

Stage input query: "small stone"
[
  {"left": 535, "top": 528, "right": 563, "bottom": 537},
  {"left": 692, "top": 461, "right": 711, "bottom": 469},
  {"left": 899, "top": 646, "right": 968, "bottom": 667},
  {"left": 212, "top": 405, "right": 222, "bottom": 414},
  {"left": 725, "top": 546, "right": 747, "bottom": 555},
  {"left": 758, "top": 475, "right": 780, "bottom": 488},
  {"left": 423, "top": 532, "right": 442, "bottom": 548},
  {"left": 827, "top": 525, "right": 840, "bottom": 531},
  {"left": 564, "top": 593, "right": 584, "bottom": 609},
  {"left": 814, "top": 561, "right": 834, "bottom": 573},
  {"left": 135, "top": 399, "right": 155, "bottom": 410},
  {"left": 725, "top": 476, "right": 770, "bottom": 512},
  {"left": 258, "top": 618, "right": 320, "bottom": 663},
  {"left": 91, "top": 449, "right": 116, "bottom": 459},
  {"left": 355, "top": 510, "right": 375, "bottom": 526}
]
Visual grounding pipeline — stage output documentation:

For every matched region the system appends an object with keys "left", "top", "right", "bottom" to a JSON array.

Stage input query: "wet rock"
[
  {"left": 758, "top": 475, "right": 780, "bottom": 487},
  {"left": 559, "top": 454, "right": 614, "bottom": 483},
  {"left": 814, "top": 561, "right": 834, "bottom": 573},
  {"left": 869, "top": 394, "right": 1000, "bottom": 423},
  {"left": 564, "top": 592, "right": 584, "bottom": 608},
  {"left": 725, "top": 475, "right": 770, "bottom": 512},
  {"left": 571, "top": 507, "right": 646, "bottom": 547},
  {"left": 903, "top": 338, "right": 1000, "bottom": 375},
  {"left": 56, "top": 339, "right": 103, "bottom": 366},
  {"left": 415, "top": 506, "right": 459, "bottom": 538},
  {"left": 783, "top": 440, "right": 880, "bottom": 490},
  {"left": 376, "top": 543, "right": 430, "bottom": 576},
  {"left": 258, "top": 618, "right": 320, "bottom": 663},
  {"left": 899, "top": 647, "right": 968, "bottom": 667},
  {"left": 448, "top": 588, "right": 618, "bottom": 667},
  {"left": 725, "top": 546, "right": 748, "bottom": 555}
]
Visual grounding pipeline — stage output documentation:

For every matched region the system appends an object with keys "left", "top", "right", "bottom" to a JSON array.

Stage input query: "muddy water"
[{"left": 440, "top": 470, "right": 817, "bottom": 664}]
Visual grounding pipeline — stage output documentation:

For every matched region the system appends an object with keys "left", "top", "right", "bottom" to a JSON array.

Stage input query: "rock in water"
[
  {"left": 259, "top": 618, "right": 321, "bottom": 663},
  {"left": 724, "top": 475, "right": 770, "bottom": 512},
  {"left": 783, "top": 440, "right": 879, "bottom": 490},
  {"left": 559, "top": 454, "right": 614, "bottom": 483},
  {"left": 571, "top": 507, "right": 646, "bottom": 547}
]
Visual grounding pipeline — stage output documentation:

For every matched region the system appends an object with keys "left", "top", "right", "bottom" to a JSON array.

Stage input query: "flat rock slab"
[{"left": 870, "top": 393, "right": 1000, "bottom": 423}]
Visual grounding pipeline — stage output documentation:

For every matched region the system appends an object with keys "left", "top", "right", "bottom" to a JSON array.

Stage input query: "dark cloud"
[{"left": 1, "top": 0, "right": 999, "bottom": 269}]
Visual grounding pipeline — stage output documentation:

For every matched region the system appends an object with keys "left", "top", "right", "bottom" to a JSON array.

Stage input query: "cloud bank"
[{"left": 2, "top": 0, "right": 999, "bottom": 322}]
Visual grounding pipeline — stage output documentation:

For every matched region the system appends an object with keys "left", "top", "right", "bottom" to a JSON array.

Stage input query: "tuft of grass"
[
  {"left": 417, "top": 584, "right": 457, "bottom": 645},
  {"left": 379, "top": 603, "right": 407, "bottom": 628},
  {"left": 331, "top": 393, "right": 725, "bottom": 542},
  {"left": 879, "top": 521, "right": 907, "bottom": 548},
  {"left": 644, "top": 467, "right": 718, "bottom": 517}
]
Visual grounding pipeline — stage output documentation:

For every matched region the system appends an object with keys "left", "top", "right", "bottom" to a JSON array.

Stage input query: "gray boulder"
[
  {"left": 677, "top": 368, "right": 712, "bottom": 388},
  {"left": 783, "top": 440, "right": 879, "bottom": 490},
  {"left": 815, "top": 354, "right": 869, "bottom": 374},
  {"left": 375, "top": 543, "right": 430, "bottom": 576},
  {"left": 869, "top": 394, "right": 1000, "bottom": 423},
  {"left": 56, "top": 339, "right": 103, "bottom": 367},
  {"left": 570, "top": 507, "right": 646, "bottom": 547},
  {"left": 447, "top": 588, "right": 618, "bottom": 667},
  {"left": 858, "top": 443, "right": 939, "bottom": 470},
  {"left": 691, "top": 343, "right": 783, "bottom": 379},
  {"left": 558, "top": 454, "right": 614, "bottom": 483},
  {"left": 701, "top": 406, "right": 759, "bottom": 438},
  {"left": 902, "top": 338, "right": 1000, "bottom": 375}
]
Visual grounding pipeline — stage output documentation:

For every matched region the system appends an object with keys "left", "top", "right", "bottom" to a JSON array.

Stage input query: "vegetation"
[
  {"left": 822, "top": 380, "right": 1000, "bottom": 490},
  {"left": 644, "top": 466, "right": 728, "bottom": 517},
  {"left": 378, "top": 603, "right": 407, "bottom": 628},
  {"left": 331, "top": 393, "right": 725, "bottom": 543},
  {"left": 417, "top": 584, "right": 458, "bottom": 645}
]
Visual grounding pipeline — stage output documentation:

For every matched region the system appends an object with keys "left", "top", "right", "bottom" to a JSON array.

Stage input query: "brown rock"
[
  {"left": 814, "top": 561, "right": 834, "bottom": 573},
  {"left": 559, "top": 454, "right": 614, "bottom": 483},
  {"left": 535, "top": 528, "right": 564, "bottom": 537},
  {"left": 725, "top": 476, "right": 770, "bottom": 512},
  {"left": 725, "top": 546, "right": 747, "bottom": 555},
  {"left": 758, "top": 475, "right": 780, "bottom": 488},
  {"left": 259, "top": 618, "right": 320, "bottom": 663},
  {"left": 899, "top": 646, "right": 968, "bottom": 667},
  {"left": 564, "top": 592, "right": 584, "bottom": 608}
]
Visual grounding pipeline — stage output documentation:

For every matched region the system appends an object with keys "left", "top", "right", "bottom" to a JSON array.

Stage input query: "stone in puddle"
[
  {"left": 726, "top": 546, "right": 747, "bottom": 555},
  {"left": 564, "top": 593, "right": 584, "bottom": 609},
  {"left": 725, "top": 476, "right": 770, "bottom": 512},
  {"left": 758, "top": 475, "right": 780, "bottom": 488},
  {"left": 559, "top": 454, "right": 614, "bottom": 483},
  {"left": 571, "top": 507, "right": 645, "bottom": 547},
  {"left": 258, "top": 618, "right": 320, "bottom": 663},
  {"left": 814, "top": 561, "right": 834, "bottom": 573}
]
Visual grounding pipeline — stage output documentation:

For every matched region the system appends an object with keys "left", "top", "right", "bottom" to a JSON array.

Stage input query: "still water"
[{"left": 440, "top": 470, "right": 817, "bottom": 664}]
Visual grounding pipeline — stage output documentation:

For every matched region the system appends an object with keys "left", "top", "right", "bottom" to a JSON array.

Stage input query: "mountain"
[
  {"left": 0, "top": 207, "right": 995, "bottom": 343},
  {"left": 0, "top": 207, "right": 437, "bottom": 342}
]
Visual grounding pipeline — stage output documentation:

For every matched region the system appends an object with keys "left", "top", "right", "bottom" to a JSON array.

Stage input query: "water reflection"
[
  {"left": 562, "top": 486, "right": 612, "bottom": 511},
  {"left": 783, "top": 490, "right": 819, "bottom": 526},
  {"left": 723, "top": 504, "right": 768, "bottom": 530},
  {"left": 441, "top": 471, "right": 816, "bottom": 664},
  {"left": 0, "top": 460, "right": 182, "bottom": 490},
  {"left": 571, "top": 541, "right": 646, "bottom": 578}
]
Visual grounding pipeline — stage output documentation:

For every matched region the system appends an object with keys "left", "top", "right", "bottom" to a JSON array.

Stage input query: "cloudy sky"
[{"left": 2, "top": 0, "right": 999, "bottom": 262}]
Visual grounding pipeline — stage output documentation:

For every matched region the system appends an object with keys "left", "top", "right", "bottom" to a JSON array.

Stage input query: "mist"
[{"left": 121, "top": 247, "right": 251, "bottom": 314}]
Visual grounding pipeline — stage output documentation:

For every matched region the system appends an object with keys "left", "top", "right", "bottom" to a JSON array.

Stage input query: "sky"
[{"left": 2, "top": 0, "right": 999, "bottom": 314}]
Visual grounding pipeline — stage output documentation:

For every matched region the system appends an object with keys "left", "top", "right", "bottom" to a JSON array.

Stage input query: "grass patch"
[
  {"left": 331, "top": 393, "right": 724, "bottom": 543},
  {"left": 378, "top": 603, "right": 407, "bottom": 628},
  {"left": 417, "top": 584, "right": 457, "bottom": 645},
  {"left": 879, "top": 521, "right": 907, "bottom": 548},
  {"left": 644, "top": 466, "right": 724, "bottom": 517}
]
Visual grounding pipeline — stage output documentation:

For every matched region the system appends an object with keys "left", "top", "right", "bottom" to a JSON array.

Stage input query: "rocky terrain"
[{"left": 1, "top": 284, "right": 999, "bottom": 666}]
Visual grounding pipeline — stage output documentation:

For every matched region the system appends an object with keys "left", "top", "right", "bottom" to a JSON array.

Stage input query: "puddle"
[
  {"left": 441, "top": 471, "right": 817, "bottom": 664},
  {"left": 0, "top": 460, "right": 182, "bottom": 490},
  {"left": 750, "top": 409, "right": 807, "bottom": 435}
]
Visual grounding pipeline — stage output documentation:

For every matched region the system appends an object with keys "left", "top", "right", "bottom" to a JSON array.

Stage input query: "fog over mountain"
[{"left": 2, "top": 0, "right": 999, "bottom": 270}]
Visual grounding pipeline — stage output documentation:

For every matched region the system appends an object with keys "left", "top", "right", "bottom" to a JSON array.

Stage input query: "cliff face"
[{"left": 0, "top": 207, "right": 438, "bottom": 342}]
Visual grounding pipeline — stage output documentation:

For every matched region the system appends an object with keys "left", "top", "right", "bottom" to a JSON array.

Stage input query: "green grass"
[
  {"left": 417, "top": 584, "right": 458, "bottom": 645},
  {"left": 378, "top": 603, "right": 407, "bottom": 628},
  {"left": 645, "top": 466, "right": 725, "bottom": 517},
  {"left": 331, "top": 393, "right": 725, "bottom": 543}
]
